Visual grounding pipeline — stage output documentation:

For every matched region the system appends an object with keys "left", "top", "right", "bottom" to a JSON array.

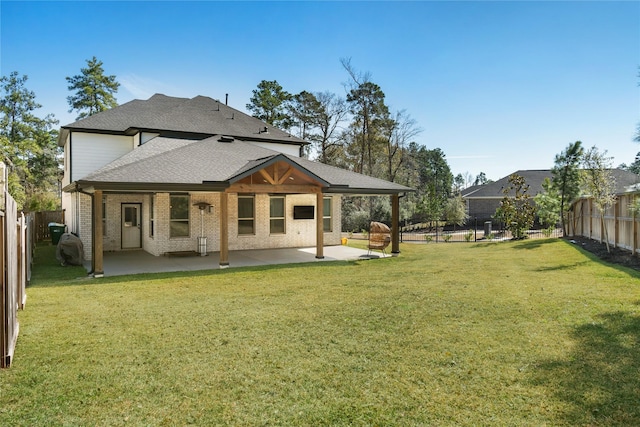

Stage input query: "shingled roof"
[
  {"left": 461, "top": 169, "right": 640, "bottom": 199},
  {"left": 461, "top": 170, "right": 552, "bottom": 198},
  {"left": 608, "top": 168, "right": 640, "bottom": 193},
  {"left": 70, "top": 135, "right": 412, "bottom": 195},
  {"left": 59, "top": 94, "right": 306, "bottom": 146}
]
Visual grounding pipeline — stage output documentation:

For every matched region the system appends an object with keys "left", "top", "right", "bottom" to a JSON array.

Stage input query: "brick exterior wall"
[
  {"left": 467, "top": 197, "right": 543, "bottom": 225},
  {"left": 78, "top": 192, "right": 93, "bottom": 261},
  {"left": 79, "top": 191, "right": 342, "bottom": 261},
  {"left": 467, "top": 198, "right": 502, "bottom": 223}
]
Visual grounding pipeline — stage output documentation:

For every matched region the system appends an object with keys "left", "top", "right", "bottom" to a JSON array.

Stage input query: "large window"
[
  {"left": 323, "top": 197, "right": 332, "bottom": 232},
  {"left": 170, "top": 194, "right": 190, "bottom": 238},
  {"left": 238, "top": 195, "right": 255, "bottom": 235},
  {"left": 270, "top": 196, "right": 285, "bottom": 234}
]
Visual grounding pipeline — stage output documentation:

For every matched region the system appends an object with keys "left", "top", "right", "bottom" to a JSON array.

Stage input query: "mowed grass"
[{"left": 1, "top": 240, "right": 639, "bottom": 426}]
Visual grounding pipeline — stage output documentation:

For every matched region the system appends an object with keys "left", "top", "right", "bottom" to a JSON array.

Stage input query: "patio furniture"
[{"left": 368, "top": 221, "right": 391, "bottom": 256}]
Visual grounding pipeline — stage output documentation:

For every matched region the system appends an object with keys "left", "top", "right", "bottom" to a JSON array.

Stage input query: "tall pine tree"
[
  {"left": 67, "top": 56, "right": 120, "bottom": 120},
  {"left": 551, "top": 140, "right": 584, "bottom": 235}
]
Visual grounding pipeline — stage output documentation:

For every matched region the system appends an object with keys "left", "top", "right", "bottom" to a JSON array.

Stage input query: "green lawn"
[{"left": 1, "top": 239, "right": 639, "bottom": 426}]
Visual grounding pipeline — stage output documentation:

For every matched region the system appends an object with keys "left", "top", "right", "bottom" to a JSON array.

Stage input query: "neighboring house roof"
[
  {"left": 608, "top": 168, "right": 640, "bottom": 194},
  {"left": 59, "top": 94, "right": 306, "bottom": 146},
  {"left": 461, "top": 170, "right": 552, "bottom": 199},
  {"left": 70, "top": 135, "right": 412, "bottom": 195},
  {"left": 461, "top": 169, "right": 640, "bottom": 199},
  {"left": 459, "top": 184, "right": 485, "bottom": 198}
]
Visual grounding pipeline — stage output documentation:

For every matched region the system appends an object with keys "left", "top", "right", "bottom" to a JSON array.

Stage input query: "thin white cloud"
[{"left": 119, "top": 74, "right": 178, "bottom": 100}]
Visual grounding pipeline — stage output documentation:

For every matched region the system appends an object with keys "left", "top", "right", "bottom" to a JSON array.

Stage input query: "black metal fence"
[{"left": 399, "top": 225, "right": 563, "bottom": 243}]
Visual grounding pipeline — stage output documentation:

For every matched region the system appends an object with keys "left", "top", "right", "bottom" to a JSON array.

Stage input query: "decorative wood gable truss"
[{"left": 226, "top": 155, "right": 328, "bottom": 194}]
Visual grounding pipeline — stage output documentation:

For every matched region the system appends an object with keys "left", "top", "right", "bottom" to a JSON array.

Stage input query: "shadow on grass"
[
  {"left": 512, "top": 238, "right": 560, "bottom": 250},
  {"left": 530, "top": 311, "right": 640, "bottom": 425},
  {"left": 96, "top": 259, "right": 365, "bottom": 286},
  {"left": 534, "top": 260, "right": 591, "bottom": 272},
  {"left": 469, "top": 238, "right": 558, "bottom": 249}
]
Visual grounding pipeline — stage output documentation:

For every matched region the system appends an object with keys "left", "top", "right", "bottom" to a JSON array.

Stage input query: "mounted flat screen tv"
[{"left": 293, "top": 205, "right": 315, "bottom": 220}]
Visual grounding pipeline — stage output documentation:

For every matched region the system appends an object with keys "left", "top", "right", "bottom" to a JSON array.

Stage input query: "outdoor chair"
[{"left": 368, "top": 221, "right": 391, "bottom": 256}]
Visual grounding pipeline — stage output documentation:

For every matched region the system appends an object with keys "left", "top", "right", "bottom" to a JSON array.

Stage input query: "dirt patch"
[{"left": 565, "top": 236, "right": 640, "bottom": 271}]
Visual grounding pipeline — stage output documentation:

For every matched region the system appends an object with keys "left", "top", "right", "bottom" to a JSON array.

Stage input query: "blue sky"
[{"left": 1, "top": 1, "right": 639, "bottom": 182}]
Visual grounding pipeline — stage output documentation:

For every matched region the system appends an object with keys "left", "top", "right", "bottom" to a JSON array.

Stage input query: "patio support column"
[
  {"left": 92, "top": 190, "right": 104, "bottom": 277},
  {"left": 219, "top": 191, "right": 229, "bottom": 268},
  {"left": 316, "top": 191, "right": 324, "bottom": 259},
  {"left": 634, "top": 194, "right": 639, "bottom": 256},
  {"left": 391, "top": 193, "right": 400, "bottom": 254}
]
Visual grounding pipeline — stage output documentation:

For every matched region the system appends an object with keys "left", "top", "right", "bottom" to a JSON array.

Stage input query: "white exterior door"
[{"left": 122, "top": 204, "right": 141, "bottom": 249}]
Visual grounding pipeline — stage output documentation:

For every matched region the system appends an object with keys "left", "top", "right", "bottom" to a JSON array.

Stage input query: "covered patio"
[{"left": 84, "top": 245, "right": 390, "bottom": 277}]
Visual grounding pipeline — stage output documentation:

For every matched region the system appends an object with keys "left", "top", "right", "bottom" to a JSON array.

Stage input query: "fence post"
[{"left": 474, "top": 217, "right": 477, "bottom": 242}]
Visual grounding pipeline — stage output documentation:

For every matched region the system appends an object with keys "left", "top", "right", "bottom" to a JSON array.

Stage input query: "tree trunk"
[{"left": 601, "top": 214, "right": 610, "bottom": 253}]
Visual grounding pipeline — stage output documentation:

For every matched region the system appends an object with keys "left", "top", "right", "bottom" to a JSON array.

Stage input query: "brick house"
[
  {"left": 462, "top": 168, "right": 640, "bottom": 225},
  {"left": 60, "top": 94, "right": 411, "bottom": 276},
  {"left": 461, "top": 170, "right": 552, "bottom": 223}
]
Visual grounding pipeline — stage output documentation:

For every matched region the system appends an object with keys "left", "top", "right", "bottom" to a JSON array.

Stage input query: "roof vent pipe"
[{"left": 225, "top": 93, "right": 228, "bottom": 105}]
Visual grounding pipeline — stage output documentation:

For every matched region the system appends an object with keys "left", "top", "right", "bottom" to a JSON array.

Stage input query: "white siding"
[
  {"left": 246, "top": 141, "right": 301, "bottom": 157},
  {"left": 62, "top": 134, "right": 71, "bottom": 187},
  {"left": 71, "top": 132, "right": 135, "bottom": 181}
]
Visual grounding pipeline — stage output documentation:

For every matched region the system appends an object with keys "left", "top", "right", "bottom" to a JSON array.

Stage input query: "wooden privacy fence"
[
  {"left": 569, "top": 193, "right": 640, "bottom": 255},
  {"left": 32, "top": 210, "right": 64, "bottom": 242},
  {"left": 1, "top": 161, "right": 30, "bottom": 368}
]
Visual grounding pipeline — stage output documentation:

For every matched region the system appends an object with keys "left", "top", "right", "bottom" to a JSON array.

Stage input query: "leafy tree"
[
  {"left": 288, "top": 90, "right": 348, "bottom": 164},
  {"left": 473, "top": 172, "right": 489, "bottom": 186},
  {"left": 629, "top": 195, "right": 640, "bottom": 218},
  {"left": 0, "top": 72, "right": 59, "bottom": 210},
  {"left": 453, "top": 174, "right": 465, "bottom": 193},
  {"left": 341, "top": 59, "right": 390, "bottom": 176},
  {"left": 443, "top": 194, "right": 468, "bottom": 228},
  {"left": 551, "top": 140, "right": 584, "bottom": 235},
  {"left": 619, "top": 152, "right": 640, "bottom": 175},
  {"left": 345, "top": 81, "right": 389, "bottom": 175},
  {"left": 381, "top": 110, "right": 420, "bottom": 183},
  {"left": 67, "top": 56, "right": 120, "bottom": 120},
  {"left": 411, "top": 145, "right": 453, "bottom": 224},
  {"left": 246, "top": 80, "right": 293, "bottom": 130},
  {"left": 495, "top": 173, "right": 536, "bottom": 239},
  {"left": 393, "top": 142, "right": 422, "bottom": 221},
  {"left": 312, "top": 91, "right": 348, "bottom": 165},
  {"left": 287, "top": 90, "right": 321, "bottom": 141},
  {"left": 581, "top": 146, "right": 616, "bottom": 252},
  {"left": 341, "top": 197, "right": 371, "bottom": 233},
  {"left": 534, "top": 177, "right": 561, "bottom": 230}
]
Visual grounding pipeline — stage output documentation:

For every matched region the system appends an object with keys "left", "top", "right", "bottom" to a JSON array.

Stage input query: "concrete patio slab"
[{"left": 85, "top": 245, "right": 390, "bottom": 277}]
